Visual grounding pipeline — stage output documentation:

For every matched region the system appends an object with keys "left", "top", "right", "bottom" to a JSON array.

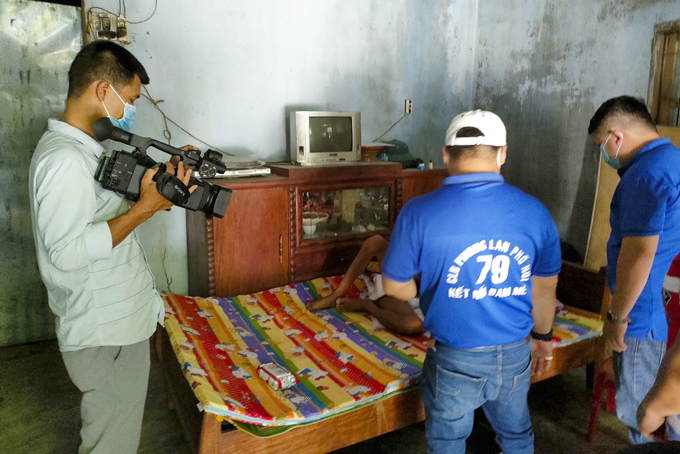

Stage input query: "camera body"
[{"left": 92, "top": 118, "right": 232, "bottom": 219}]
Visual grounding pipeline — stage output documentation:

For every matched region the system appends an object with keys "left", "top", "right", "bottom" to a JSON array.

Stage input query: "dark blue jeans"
[
  {"left": 669, "top": 415, "right": 680, "bottom": 441},
  {"left": 613, "top": 335, "right": 666, "bottom": 444},
  {"left": 420, "top": 337, "right": 533, "bottom": 454}
]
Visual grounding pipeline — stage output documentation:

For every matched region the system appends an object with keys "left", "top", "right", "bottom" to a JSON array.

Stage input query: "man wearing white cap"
[{"left": 381, "top": 110, "right": 561, "bottom": 453}]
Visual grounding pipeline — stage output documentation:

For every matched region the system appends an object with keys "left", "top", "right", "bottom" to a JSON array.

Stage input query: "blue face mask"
[
  {"left": 101, "top": 83, "right": 136, "bottom": 131},
  {"left": 600, "top": 133, "right": 622, "bottom": 170}
]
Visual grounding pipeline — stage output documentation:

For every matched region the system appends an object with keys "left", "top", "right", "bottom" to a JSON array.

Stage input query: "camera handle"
[
  {"left": 93, "top": 117, "right": 201, "bottom": 165},
  {"left": 151, "top": 164, "right": 191, "bottom": 206}
]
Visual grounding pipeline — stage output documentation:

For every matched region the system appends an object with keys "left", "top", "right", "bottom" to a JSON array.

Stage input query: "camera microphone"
[{"left": 93, "top": 117, "right": 140, "bottom": 146}]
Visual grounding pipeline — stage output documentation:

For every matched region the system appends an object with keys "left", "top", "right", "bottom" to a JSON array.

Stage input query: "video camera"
[{"left": 93, "top": 118, "right": 232, "bottom": 218}]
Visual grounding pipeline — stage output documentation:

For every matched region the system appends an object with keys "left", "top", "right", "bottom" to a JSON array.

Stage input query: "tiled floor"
[{"left": 0, "top": 340, "right": 629, "bottom": 454}]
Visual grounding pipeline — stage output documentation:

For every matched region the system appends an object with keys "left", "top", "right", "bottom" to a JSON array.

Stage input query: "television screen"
[{"left": 309, "top": 116, "right": 353, "bottom": 153}]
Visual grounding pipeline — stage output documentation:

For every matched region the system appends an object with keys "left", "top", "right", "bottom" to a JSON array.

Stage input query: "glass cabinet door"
[{"left": 301, "top": 186, "right": 390, "bottom": 240}]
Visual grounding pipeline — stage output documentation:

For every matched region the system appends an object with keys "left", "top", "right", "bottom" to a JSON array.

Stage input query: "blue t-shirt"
[
  {"left": 382, "top": 173, "right": 561, "bottom": 349},
  {"left": 608, "top": 138, "right": 680, "bottom": 341}
]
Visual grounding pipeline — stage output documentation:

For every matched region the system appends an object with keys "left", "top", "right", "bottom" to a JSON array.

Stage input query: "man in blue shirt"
[
  {"left": 588, "top": 96, "right": 680, "bottom": 444},
  {"left": 382, "top": 110, "right": 561, "bottom": 454}
]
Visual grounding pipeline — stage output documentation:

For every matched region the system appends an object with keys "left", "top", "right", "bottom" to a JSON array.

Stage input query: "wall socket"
[
  {"left": 405, "top": 99, "right": 413, "bottom": 114},
  {"left": 91, "top": 13, "right": 130, "bottom": 44}
]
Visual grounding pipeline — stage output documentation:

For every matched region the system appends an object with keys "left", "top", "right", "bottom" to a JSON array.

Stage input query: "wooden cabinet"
[
  {"left": 401, "top": 168, "right": 449, "bottom": 204},
  {"left": 278, "top": 163, "right": 401, "bottom": 283},
  {"left": 187, "top": 163, "right": 447, "bottom": 297},
  {"left": 187, "top": 177, "right": 289, "bottom": 297}
]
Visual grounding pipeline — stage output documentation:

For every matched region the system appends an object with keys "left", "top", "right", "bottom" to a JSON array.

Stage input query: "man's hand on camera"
[
  {"left": 137, "top": 161, "right": 195, "bottom": 214},
  {"left": 108, "top": 156, "right": 198, "bottom": 248},
  {"left": 168, "top": 145, "right": 199, "bottom": 167}
]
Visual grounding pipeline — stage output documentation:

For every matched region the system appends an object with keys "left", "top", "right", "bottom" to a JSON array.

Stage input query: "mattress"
[
  {"left": 162, "top": 275, "right": 430, "bottom": 428},
  {"left": 162, "top": 276, "right": 603, "bottom": 431},
  {"left": 552, "top": 309, "right": 603, "bottom": 347}
]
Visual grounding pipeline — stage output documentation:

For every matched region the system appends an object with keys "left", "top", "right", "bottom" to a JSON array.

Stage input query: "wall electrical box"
[{"left": 91, "top": 13, "right": 130, "bottom": 44}]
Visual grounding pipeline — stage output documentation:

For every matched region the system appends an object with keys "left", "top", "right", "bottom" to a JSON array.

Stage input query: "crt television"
[{"left": 289, "top": 111, "right": 361, "bottom": 165}]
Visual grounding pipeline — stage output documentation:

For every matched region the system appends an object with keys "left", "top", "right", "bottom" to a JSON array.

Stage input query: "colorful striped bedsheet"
[
  {"left": 552, "top": 309, "right": 603, "bottom": 347},
  {"left": 162, "top": 275, "right": 431, "bottom": 427},
  {"left": 162, "top": 276, "right": 603, "bottom": 427}
]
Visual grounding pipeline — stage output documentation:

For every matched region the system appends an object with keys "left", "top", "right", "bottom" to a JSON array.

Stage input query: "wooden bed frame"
[{"left": 155, "top": 260, "right": 608, "bottom": 454}]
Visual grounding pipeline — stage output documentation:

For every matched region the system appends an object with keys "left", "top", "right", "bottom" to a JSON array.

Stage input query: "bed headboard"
[{"left": 556, "top": 261, "right": 607, "bottom": 315}]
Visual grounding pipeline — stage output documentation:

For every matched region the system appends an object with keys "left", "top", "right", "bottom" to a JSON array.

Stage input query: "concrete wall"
[
  {"left": 474, "top": 0, "right": 680, "bottom": 257},
  {"left": 0, "top": 1, "right": 81, "bottom": 346},
  {"left": 6, "top": 0, "right": 679, "bottom": 345},
  {"left": 84, "top": 0, "right": 479, "bottom": 295}
]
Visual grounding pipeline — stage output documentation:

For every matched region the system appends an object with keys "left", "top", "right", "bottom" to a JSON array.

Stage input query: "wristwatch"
[
  {"left": 606, "top": 310, "right": 631, "bottom": 325},
  {"left": 530, "top": 329, "right": 553, "bottom": 342}
]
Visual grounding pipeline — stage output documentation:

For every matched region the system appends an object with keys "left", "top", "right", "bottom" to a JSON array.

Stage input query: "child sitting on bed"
[{"left": 307, "top": 235, "right": 424, "bottom": 336}]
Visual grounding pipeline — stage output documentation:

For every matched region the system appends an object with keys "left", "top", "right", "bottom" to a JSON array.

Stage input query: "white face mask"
[{"left": 496, "top": 148, "right": 502, "bottom": 169}]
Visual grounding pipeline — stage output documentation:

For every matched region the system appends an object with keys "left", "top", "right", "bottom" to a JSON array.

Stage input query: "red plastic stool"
[
  {"left": 587, "top": 357, "right": 616, "bottom": 441},
  {"left": 663, "top": 253, "right": 680, "bottom": 348}
]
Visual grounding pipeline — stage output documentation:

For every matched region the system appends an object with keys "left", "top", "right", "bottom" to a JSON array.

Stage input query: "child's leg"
[
  {"left": 336, "top": 296, "right": 423, "bottom": 336},
  {"left": 308, "top": 235, "right": 389, "bottom": 310}
]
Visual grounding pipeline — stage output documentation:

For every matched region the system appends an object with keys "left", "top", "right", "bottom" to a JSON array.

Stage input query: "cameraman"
[{"left": 28, "top": 41, "right": 192, "bottom": 454}]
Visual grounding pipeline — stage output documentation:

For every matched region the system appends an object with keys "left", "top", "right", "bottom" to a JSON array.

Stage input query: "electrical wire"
[
  {"left": 90, "top": 0, "right": 154, "bottom": 24},
  {"left": 86, "top": 10, "right": 93, "bottom": 40},
  {"left": 372, "top": 113, "right": 408, "bottom": 142},
  {"left": 129, "top": 0, "right": 158, "bottom": 24},
  {"left": 89, "top": 6, "right": 118, "bottom": 15},
  {"left": 86, "top": 10, "right": 100, "bottom": 41},
  {"left": 141, "top": 86, "right": 234, "bottom": 156}
]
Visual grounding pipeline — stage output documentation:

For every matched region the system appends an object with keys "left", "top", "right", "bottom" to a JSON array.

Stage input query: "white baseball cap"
[{"left": 445, "top": 110, "right": 507, "bottom": 147}]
